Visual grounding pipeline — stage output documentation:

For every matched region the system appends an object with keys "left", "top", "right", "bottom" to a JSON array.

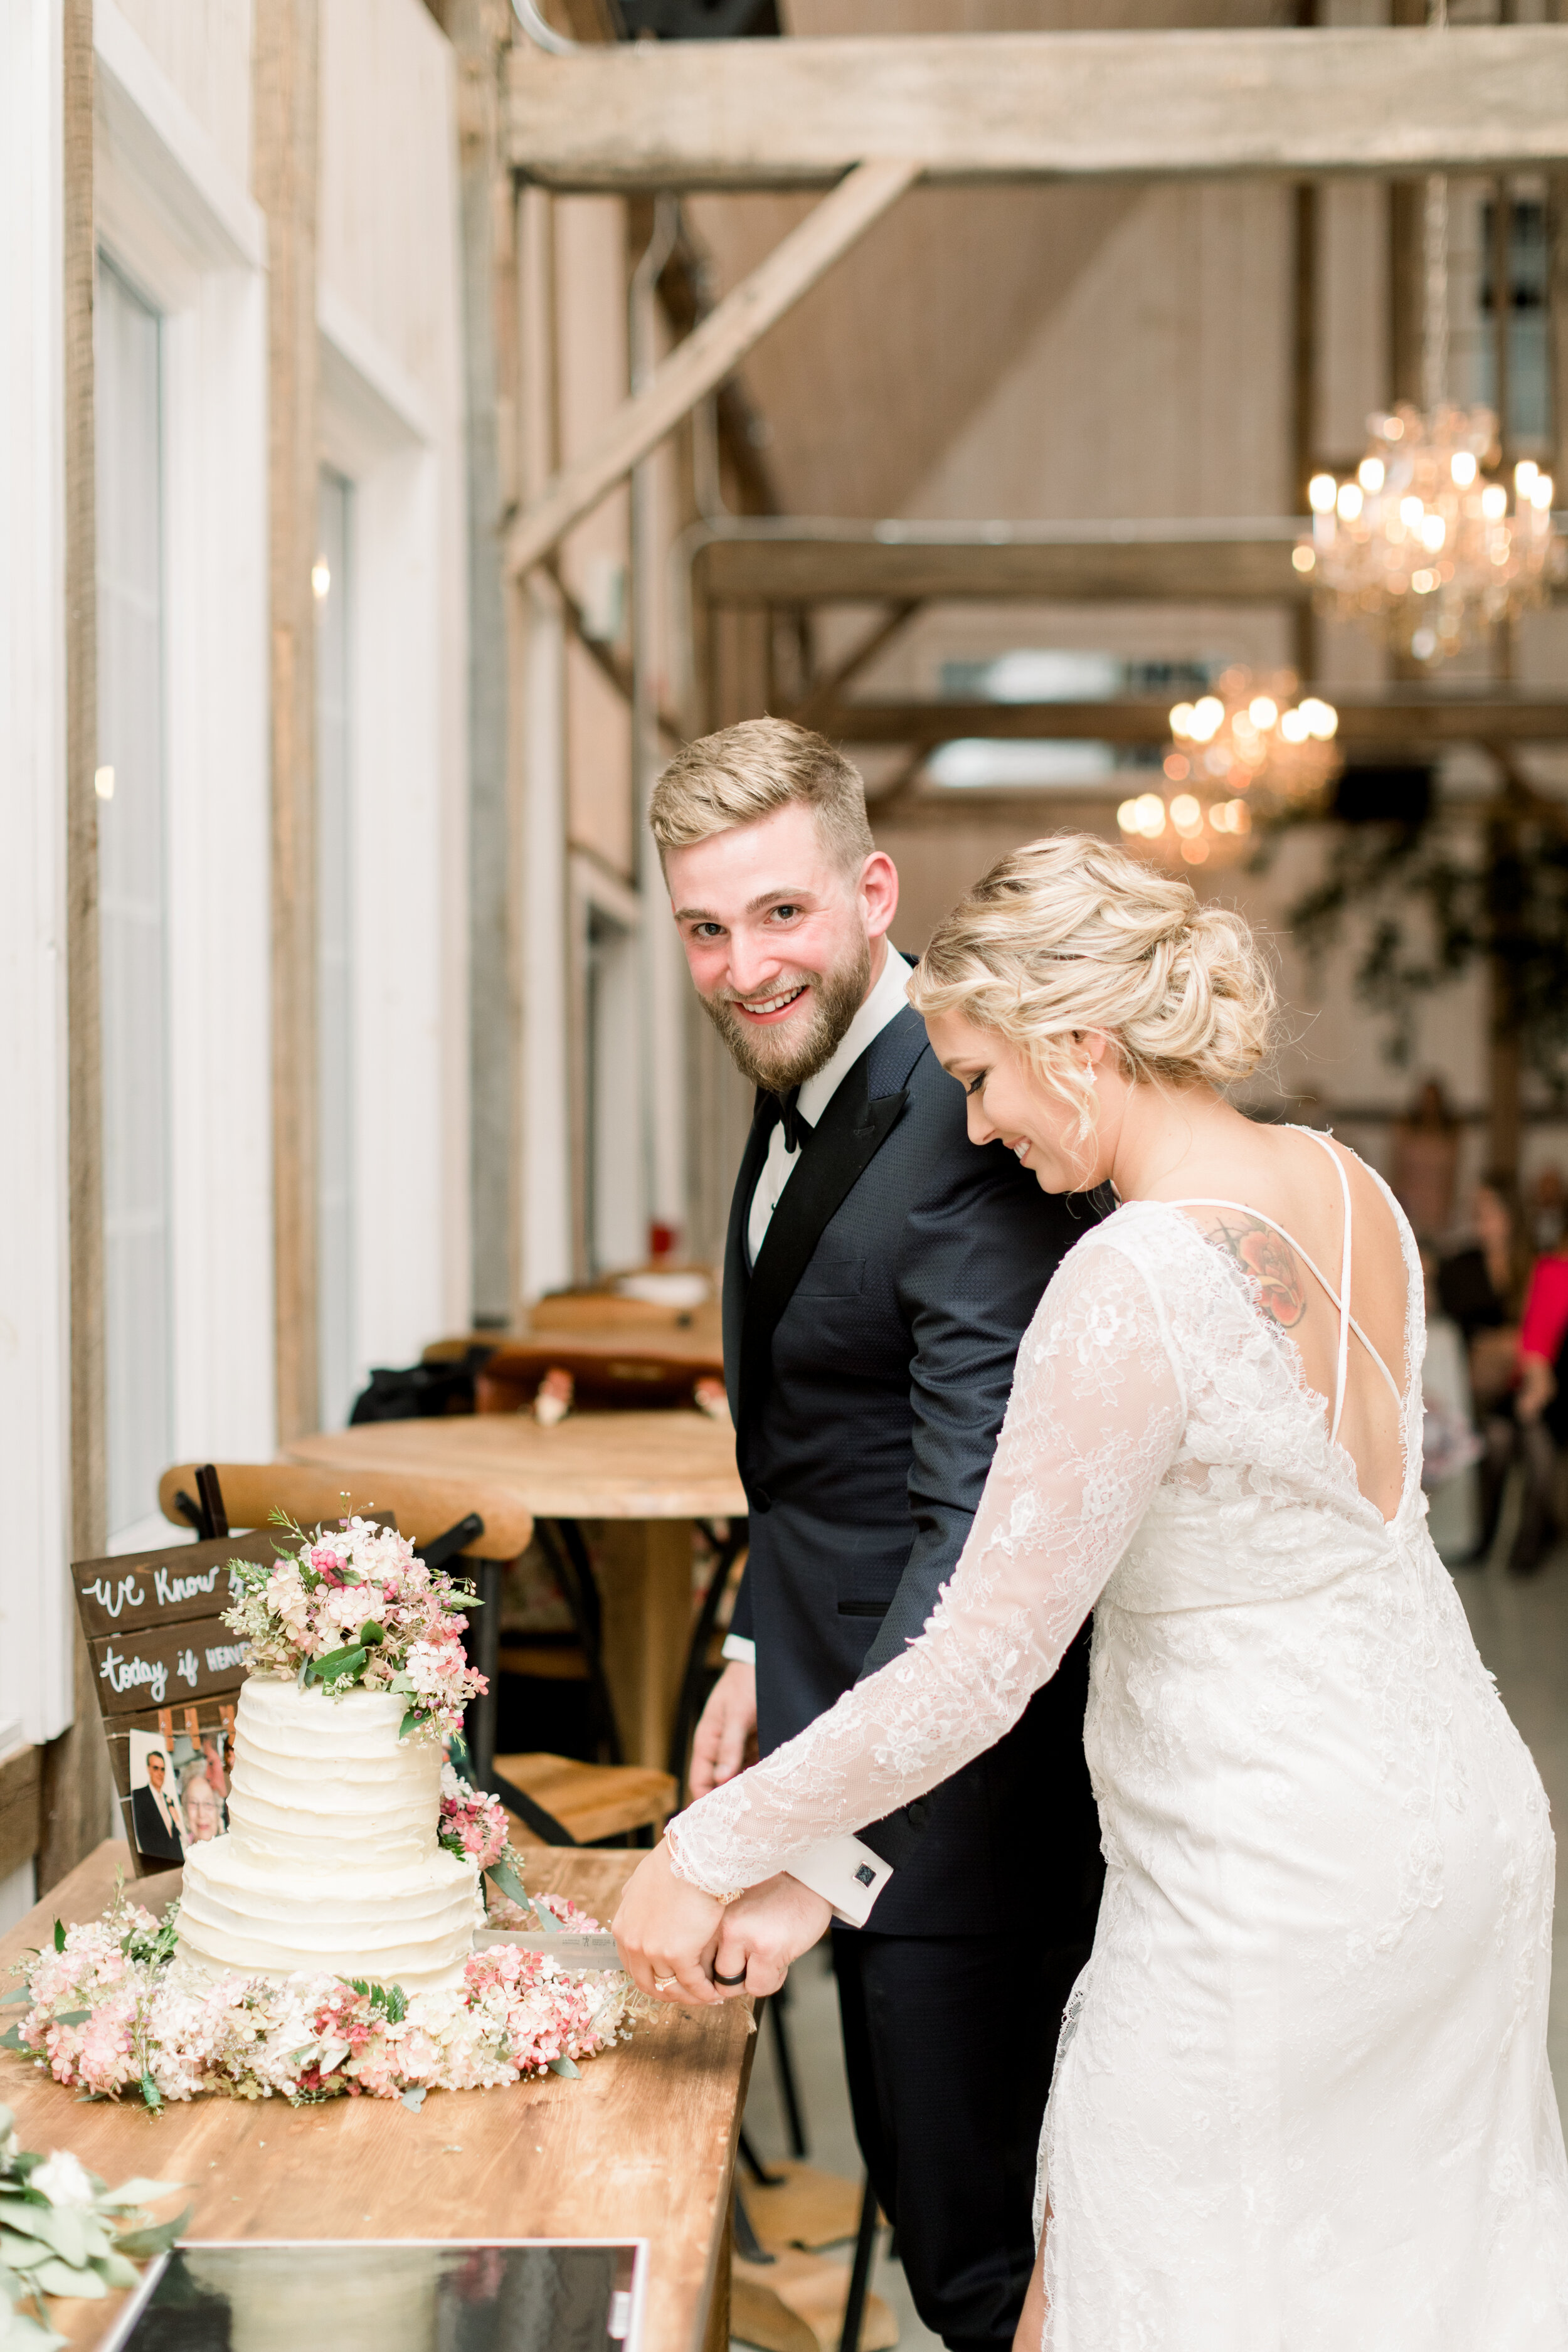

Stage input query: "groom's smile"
[{"left": 664, "top": 799, "right": 898, "bottom": 1092}]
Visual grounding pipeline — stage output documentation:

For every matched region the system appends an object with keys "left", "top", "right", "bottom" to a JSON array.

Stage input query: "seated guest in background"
[
  {"left": 130, "top": 1749, "right": 185, "bottom": 1862},
  {"left": 180, "top": 1761, "right": 222, "bottom": 1843},
  {"left": 1530, "top": 1163, "right": 1566, "bottom": 1254},
  {"left": 1438, "top": 1175, "right": 1530, "bottom": 1565},
  {"left": 1390, "top": 1076, "right": 1461, "bottom": 1242},
  {"left": 1512, "top": 1242, "right": 1568, "bottom": 1577}
]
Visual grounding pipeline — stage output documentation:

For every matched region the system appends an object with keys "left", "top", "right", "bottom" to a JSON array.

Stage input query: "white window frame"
[
  {"left": 95, "top": 0, "right": 274, "bottom": 1551},
  {"left": 316, "top": 290, "right": 470, "bottom": 1400}
]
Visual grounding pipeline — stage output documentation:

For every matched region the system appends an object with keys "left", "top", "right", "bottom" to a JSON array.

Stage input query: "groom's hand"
[
  {"left": 711, "top": 1873, "right": 832, "bottom": 1998},
  {"left": 689, "top": 1661, "right": 757, "bottom": 1796}
]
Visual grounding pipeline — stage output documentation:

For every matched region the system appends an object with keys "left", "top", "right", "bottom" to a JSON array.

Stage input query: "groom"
[{"left": 639, "top": 719, "right": 1103, "bottom": 2351}]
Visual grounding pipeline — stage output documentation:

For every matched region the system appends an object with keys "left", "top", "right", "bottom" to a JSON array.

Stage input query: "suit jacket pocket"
[{"left": 835, "top": 1544, "right": 911, "bottom": 1619}]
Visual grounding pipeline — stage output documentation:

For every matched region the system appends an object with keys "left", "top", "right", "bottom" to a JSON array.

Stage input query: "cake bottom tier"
[{"left": 176, "top": 1834, "right": 480, "bottom": 1992}]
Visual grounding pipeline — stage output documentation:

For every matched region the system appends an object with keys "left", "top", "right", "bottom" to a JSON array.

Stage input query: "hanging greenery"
[{"left": 1269, "top": 776, "right": 1568, "bottom": 1100}]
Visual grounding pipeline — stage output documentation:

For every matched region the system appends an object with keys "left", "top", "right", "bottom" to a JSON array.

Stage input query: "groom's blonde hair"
[
  {"left": 649, "top": 718, "right": 874, "bottom": 878},
  {"left": 910, "top": 833, "right": 1276, "bottom": 1137}
]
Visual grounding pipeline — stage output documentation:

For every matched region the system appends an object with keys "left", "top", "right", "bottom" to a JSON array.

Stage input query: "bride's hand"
[
  {"left": 710, "top": 1874, "right": 833, "bottom": 1998},
  {"left": 611, "top": 1840, "right": 726, "bottom": 2003}
]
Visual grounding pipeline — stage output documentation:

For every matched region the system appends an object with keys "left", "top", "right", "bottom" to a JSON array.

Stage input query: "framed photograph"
[
  {"left": 126, "top": 1729, "right": 188, "bottom": 1865},
  {"left": 103, "top": 2240, "right": 647, "bottom": 2352}
]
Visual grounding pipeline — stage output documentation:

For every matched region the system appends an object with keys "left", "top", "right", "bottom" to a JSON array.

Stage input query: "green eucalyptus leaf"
[
  {"left": 398, "top": 1708, "right": 425, "bottom": 1740},
  {"left": 49, "top": 1929, "right": 62, "bottom": 1958},
  {"left": 50, "top": 2013, "right": 90, "bottom": 2029},
  {"left": 112, "top": 2205, "right": 191, "bottom": 2260},
  {"left": 357, "top": 1623, "right": 385, "bottom": 1647},
  {"left": 0, "top": 2233, "right": 47, "bottom": 2272},
  {"left": 0, "top": 2210, "right": 53, "bottom": 2246},
  {"left": 29, "top": 2258, "right": 104, "bottom": 2300},
  {"left": 138, "top": 2072, "right": 162, "bottom": 2114},
  {"left": 483, "top": 1851, "right": 531, "bottom": 1912},
  {"left": 0, "top": 2264, "right": 20, "bottom": 2303},
  {"left": 39, "top": 2213, "right": 85, "bottom": 2272},
  {"left": 0, "top": 2032, "right": 24, "bottom": 2055},
  {"left": 312, "top": 1645, "right": 367, "bottom": 1683},
  {"left": 90, "top": 2251, "right": 140, "bottom": 2292},
  {"left": 546, "top": 2057, "right": 580, "bottom": 2079},
  {"left": 1, "top": 2310, "right": 68, "bottom": 2352},
  {"left": 0, "top": 1994, "right": 31, "bottom": 2010},
  {"left": 95, "top": 2181, "right": 184, "bottom": 2212}
]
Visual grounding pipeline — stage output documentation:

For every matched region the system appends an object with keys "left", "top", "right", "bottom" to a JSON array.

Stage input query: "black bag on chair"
[{"left": 349, "top": 1345, "right": 495, "bottom": 1424}]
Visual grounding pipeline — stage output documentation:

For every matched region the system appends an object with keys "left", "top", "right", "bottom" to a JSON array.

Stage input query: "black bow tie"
[{"left": 773, "top": 1087, "right": 814, "bottom": 1156}]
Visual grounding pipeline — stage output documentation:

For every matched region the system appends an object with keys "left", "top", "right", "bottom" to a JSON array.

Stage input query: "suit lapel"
[
  {"left": 723, "top": 1094, "right": 776, "bottom": 1424},
  {"left": 738, "top": 1007, "right": 926, "bottom": 1439}
]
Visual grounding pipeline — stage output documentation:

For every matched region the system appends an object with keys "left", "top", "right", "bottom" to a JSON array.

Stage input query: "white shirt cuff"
[
  {"left": 721, "top": 1633, "right": 756, "bottom": 1665},
  {"left": 785, "top": 1834, "right": 893, "bottom": 1928}
]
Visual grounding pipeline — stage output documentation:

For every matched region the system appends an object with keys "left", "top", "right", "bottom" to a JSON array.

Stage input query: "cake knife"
[{"left": 473, "top": 1925, "right": 629, "bottom": 1973}]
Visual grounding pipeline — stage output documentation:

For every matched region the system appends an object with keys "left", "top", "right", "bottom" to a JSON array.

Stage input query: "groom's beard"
[{"left": 700, "top": 932, "right": 872, "bottom": 1093}]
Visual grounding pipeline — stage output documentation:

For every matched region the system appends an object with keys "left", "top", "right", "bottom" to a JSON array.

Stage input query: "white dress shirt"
[
  {"left": 746, "top": 945, "right": 914, "bottom": 1266},
  {"left": 723, "top": 944, "right": 914, "bottom": 1926}
]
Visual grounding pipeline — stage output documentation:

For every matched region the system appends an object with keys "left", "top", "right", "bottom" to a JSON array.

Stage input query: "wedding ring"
[
  {"left": 652, "top": 1973, "right": 679, "bottom": 1992},
  {"left": 712, "top": 1966, "right": 748, "bottom": 1986}
]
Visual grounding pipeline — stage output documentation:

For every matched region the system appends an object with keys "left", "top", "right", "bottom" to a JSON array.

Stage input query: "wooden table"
[
  {"left": 285, "top": 1414, "right": 747, "bottom": 1773},
  {"left": 1, "top": 1841, "right": 752, "bottom": 2352}
]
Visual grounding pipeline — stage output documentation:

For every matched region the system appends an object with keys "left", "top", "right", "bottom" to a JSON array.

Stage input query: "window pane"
[{"left": 96, "top": 257, "right": 173, "bottom": 1540}]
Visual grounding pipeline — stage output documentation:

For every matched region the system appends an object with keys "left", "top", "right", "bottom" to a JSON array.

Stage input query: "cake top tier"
[{"left": 223, "top": 1675, "right": 447, "bottom": 1877}]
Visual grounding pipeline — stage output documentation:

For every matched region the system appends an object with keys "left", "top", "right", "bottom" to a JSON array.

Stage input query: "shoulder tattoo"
[{"left": 1204, "top": 1211, "right": 1308, "bottom": 1330}]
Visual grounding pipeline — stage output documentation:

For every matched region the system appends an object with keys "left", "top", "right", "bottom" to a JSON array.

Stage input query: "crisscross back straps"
[{"left": 1167, "top": 1131, "right": 1401, "bottom": 1435}]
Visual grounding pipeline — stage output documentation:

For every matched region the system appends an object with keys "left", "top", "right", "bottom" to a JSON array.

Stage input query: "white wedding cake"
[{"left": 176, "top": 1678, "right": 480, "bottom": 1991}]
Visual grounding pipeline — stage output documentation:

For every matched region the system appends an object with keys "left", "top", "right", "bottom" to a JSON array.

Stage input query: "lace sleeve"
[{"left": 665, "top": 1236, "right": 1186, "bottom": 1899}]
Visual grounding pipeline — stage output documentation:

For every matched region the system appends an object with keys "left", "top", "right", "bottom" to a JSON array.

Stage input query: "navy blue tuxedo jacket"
[{"left": 723, "top": 1000, "right": 1106, "bottom": 1939}]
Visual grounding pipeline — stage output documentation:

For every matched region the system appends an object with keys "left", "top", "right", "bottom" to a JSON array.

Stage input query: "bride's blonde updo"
[{"left": 909, "top": 834, "right": 1276, "bottom": 1138}]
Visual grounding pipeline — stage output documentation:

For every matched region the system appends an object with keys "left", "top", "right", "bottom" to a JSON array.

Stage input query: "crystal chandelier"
[
  {"left": 1116, "top": 669, "right": 1340, "bottom": 867},
  {"left": 1296, "top": 410, "right": 1557, "bottom": 665},
  {"left": 1292, "top": 157, "right": 1560, "bottom": 663}
]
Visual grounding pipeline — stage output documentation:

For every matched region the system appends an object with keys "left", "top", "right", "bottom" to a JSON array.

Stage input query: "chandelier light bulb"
[
  {"left": 1294, "top": 402, "right": 1563, "bottom": 662},
  {"left": 1143, "top": 667, "right": 1340, "bottom": 869}
]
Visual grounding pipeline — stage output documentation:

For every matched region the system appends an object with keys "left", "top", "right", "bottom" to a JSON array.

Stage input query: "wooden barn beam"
[
  {"left": 821, "top": 695, "right": 1568, "bottom": 749},
  {"left": 504, "top": 157, "right": 919, "bottom": 577},
  {"left": 505, "top": 28, "right": 1568, "bottom": 194},
  {"left": 696, "top": 526, "right": 1311, "bottom": 606}
]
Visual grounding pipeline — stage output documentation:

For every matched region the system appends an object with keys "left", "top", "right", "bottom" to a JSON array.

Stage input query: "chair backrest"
[
  {"left": 72, "top": 1530, "right": 280, "bottom": 1878},
  {"left": 156, "top": 1461, "right": 533, "bottom": 1561}
]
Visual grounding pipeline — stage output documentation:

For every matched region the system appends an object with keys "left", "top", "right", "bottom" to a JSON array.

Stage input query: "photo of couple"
[
  {"left": 608, "top": 720, "right": 1568, "bottom": 2348},
  {"left": 127, "top": 1727, "right": 231, "bottom": 1865}
]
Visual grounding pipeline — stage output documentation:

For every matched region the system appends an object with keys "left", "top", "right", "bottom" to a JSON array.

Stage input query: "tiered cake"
[{"left": 176, "top": 1678, "right": 480, "bottom": 1990}]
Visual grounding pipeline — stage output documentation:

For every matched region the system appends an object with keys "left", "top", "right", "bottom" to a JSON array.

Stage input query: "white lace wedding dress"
[{"left": 669, "top": 1143, "right": 1568, "bottom": 2347}]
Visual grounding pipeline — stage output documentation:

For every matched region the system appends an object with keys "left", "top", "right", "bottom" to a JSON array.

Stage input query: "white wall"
[
  {"left": 0, "top": 0, "right": 75, "bottom": 1744},
  {"left": 317, "top": 0, "right": 470, "bottom": 1391},
  {"left": 95, "top": 0, "right": 275, "bottom": 1550}
]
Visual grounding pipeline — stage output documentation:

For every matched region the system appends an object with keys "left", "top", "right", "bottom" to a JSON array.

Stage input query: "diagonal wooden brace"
[{"left": 504, "top": 157, "right": 921, "bottom": 580}]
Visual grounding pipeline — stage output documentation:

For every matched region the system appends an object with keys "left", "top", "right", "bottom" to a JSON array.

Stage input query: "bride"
[{"left": 613, "top": 834, "right": 1568, "bottom": 2347}]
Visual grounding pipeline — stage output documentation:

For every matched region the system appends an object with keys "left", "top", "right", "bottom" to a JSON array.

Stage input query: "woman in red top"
[{"left": 1512, "top": 1246, "right": 1568, "bottom": 1574}]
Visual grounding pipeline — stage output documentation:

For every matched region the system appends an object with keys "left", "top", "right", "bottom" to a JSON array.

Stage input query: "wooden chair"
[{"left": 490, "top": 1752, "right": 676, "bottom": 1848}]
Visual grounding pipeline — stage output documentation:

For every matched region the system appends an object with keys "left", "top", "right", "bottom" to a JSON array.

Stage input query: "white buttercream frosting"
[{"left": 176, "top": 1678, "right": 479, "bottom": 1990}]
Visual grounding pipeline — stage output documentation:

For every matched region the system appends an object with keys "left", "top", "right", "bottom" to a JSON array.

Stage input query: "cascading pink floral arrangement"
[
  {"left": 222, "top": 1515, "right": 486, "bottom": 1737},
  {"left": 3, "top": 1886, "right": 631, "bottom": 2111}
]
